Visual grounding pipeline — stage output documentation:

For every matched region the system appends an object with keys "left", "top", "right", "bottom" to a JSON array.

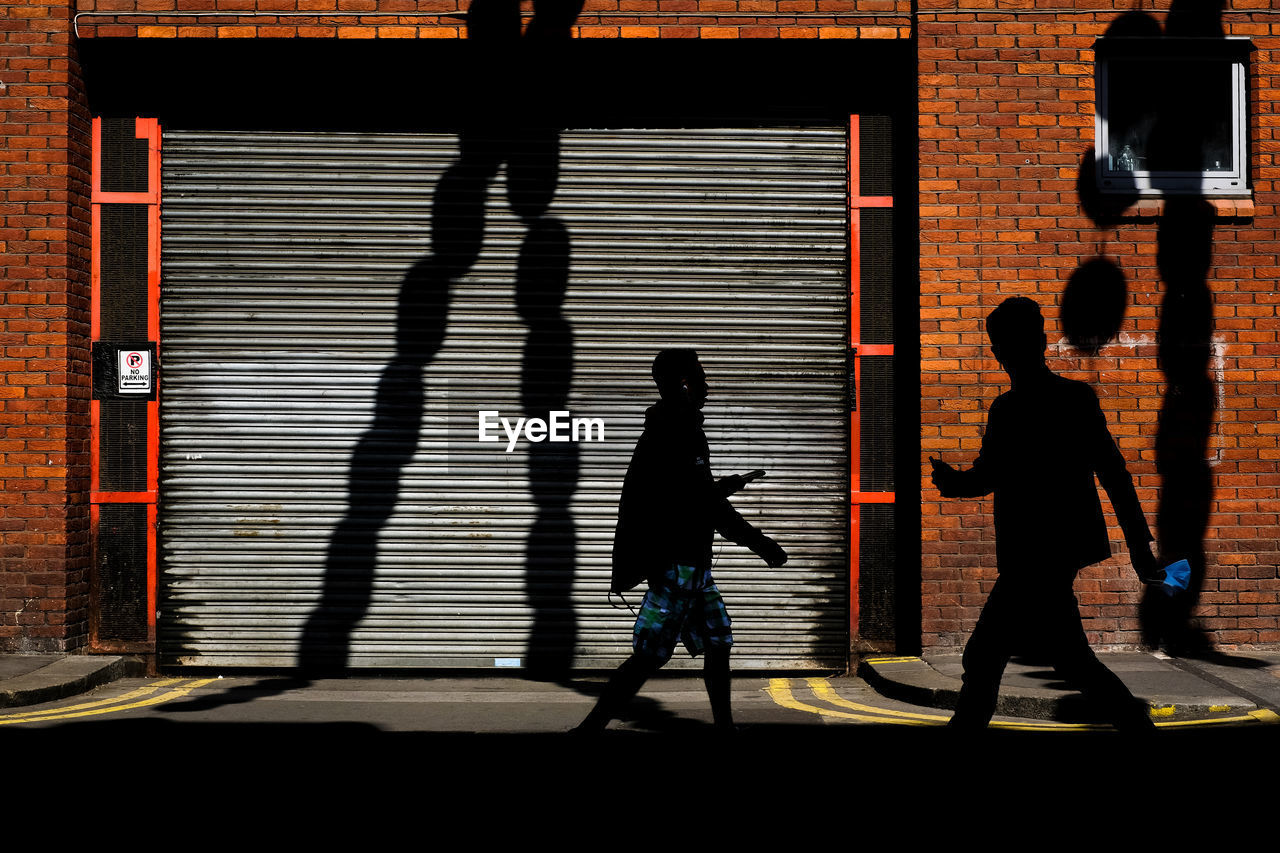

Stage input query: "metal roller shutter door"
[{"left": 159, "top": 127, "right": 849, "bottom": 669}]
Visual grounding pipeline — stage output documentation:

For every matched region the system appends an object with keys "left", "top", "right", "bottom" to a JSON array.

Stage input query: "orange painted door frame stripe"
[
  {"left": 90, "top": 117, "right": 162, "bottom": 651},
  {"left": 848, "top": 115, "right": 895, "bottom": 652}
]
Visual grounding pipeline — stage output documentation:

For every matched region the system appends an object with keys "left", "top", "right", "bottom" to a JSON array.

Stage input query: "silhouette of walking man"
[
  {"left": 931, "top": 297, "right": 1165, "bottom": 732},
  {"left": 573, "top": 349, "right": 787, "bottom": 733}
]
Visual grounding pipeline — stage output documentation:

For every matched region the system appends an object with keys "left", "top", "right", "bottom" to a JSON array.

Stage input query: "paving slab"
[
  {"left": 0, "top": 655, "right": 62, "bottom": 681},
  {"left": 0, "top": 655, "right": 142, "bottom": 709},
  {"left": 860, "top": 651, "right": 1261, "bottom": 722}
]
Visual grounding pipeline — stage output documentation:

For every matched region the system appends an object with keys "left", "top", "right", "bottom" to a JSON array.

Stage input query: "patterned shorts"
[{"left": 632, "top": 564, "right": 733, "bottom": 666}]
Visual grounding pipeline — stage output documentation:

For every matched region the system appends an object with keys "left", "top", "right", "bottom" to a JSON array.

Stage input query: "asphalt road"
[{"left": 4, "top": 671, "right": 1276, "bottom": 829}]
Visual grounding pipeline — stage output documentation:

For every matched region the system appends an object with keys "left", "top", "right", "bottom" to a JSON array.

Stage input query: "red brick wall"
[
  {"left": 24, "top": 0, "right": 1277, "bottom": 655},
  {"left": 70, "top": 0, "right": 911, "bottom": 39},
  {"left": 1, "top": 0, "right": 92, "bottom": 652},
  {"left": 10, "top": 1, "right": 911, "bottom": 655},
  {"left": 919, "top": 1, "right": 1280, "bottom": 649}
]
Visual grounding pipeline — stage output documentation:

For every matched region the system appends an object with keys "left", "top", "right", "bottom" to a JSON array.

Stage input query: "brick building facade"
[
  {"left": 1, "top": 0, "right": 91, "bottom": 652},
  {"left": 918, "top": 1, "right": 1280, "bottom": 651},
  {"left": 1, "top": 0, "right": 1276, "bottom": 661}
]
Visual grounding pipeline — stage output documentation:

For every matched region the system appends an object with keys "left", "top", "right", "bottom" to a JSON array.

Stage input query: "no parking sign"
[
  {"left": 118, "top": 349, "right": 152, "bottom": 393},
  {"left": 91, "top": 342, "right": 157, "bottom": 401}
]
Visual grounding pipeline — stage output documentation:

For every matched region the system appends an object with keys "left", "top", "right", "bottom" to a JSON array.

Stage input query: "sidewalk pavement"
[
  {"left": 0, "top": 654, "right": 144, "bottom": 709},
  {"left": 3, "top": 648, "right": 1278, "bottom": 723},
  {"left": 860, "top": 648, "right": 1280, "bottom": 723}
]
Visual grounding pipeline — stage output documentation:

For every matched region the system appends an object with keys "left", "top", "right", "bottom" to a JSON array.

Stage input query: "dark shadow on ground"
[
  {"left": 10, "top": 717, "right": 1279, "bottom": 794},
  {"left": 12, "top": 719, "right": 1274, "bottom": 836}
]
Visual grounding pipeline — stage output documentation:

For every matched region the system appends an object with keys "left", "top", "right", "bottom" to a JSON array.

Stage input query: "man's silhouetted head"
[
  {"left": 652, "top": 349, "right": 708, "bottom": 408},
  {"left": 987, "top": 297, "right": 1048, "bottom": 377}
]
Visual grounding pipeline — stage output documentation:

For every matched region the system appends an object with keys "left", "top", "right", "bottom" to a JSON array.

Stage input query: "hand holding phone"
[{"left": 719, "top": 470, "right": 766, "bottom": 496}]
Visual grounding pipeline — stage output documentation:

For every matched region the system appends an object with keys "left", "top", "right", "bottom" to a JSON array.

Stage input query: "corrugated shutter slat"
[{"left": 160, "top": 127, "right": 849, "bottom": 670}]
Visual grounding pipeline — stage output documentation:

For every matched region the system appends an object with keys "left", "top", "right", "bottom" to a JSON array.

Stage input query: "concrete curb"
[
  {"left": 0, "top": 656, "right": 144, "bottom": 709},
  {"left": 858, "top": 654, "right": 1259, "bottom": 723},
  {"left": 857, "top": 656, "right": 960, "bottom": 712}
]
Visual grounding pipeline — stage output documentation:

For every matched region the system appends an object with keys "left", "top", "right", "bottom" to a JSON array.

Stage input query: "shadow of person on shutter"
[{"left": 294, "top": 0, "right": 586, "bottom": 679}]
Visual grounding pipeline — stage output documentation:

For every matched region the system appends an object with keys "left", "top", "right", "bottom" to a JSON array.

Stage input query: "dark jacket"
[
  {"left": 610, "top": 399, "right": 767, "bottom": 592},
  {"left": 947, "top": 370, "right": 1153, "bottom": 574}
]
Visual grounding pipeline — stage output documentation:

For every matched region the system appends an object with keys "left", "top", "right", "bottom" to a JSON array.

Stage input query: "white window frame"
[{"left": 1095, "top": 38, "right": 1251, "bottom": 197}]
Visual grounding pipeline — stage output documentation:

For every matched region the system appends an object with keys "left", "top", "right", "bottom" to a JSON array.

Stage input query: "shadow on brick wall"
[{"left": 1069, "top": 1, "right": 1261, "bottom": 661}]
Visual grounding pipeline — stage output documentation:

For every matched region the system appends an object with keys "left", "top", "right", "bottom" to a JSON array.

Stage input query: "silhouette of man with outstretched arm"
[
  {"left": 573, "top": 349, "right": 787, "bottom": 733},
  {"left": 931, "top": 297, "right": 1165, "bottom": 732}
]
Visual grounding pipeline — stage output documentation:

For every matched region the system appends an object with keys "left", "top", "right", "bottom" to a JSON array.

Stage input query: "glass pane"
[{"left": 1106, "top": 58, "right": 1234, "bottom": 173}]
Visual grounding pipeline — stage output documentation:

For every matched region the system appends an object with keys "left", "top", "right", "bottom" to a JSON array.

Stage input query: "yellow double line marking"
[
  {"left": 767, "top": 678, "right": 1280, "bottom": 730},
  {"left": 0, "top": 677, "right": 219, "bottom": 725}
]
